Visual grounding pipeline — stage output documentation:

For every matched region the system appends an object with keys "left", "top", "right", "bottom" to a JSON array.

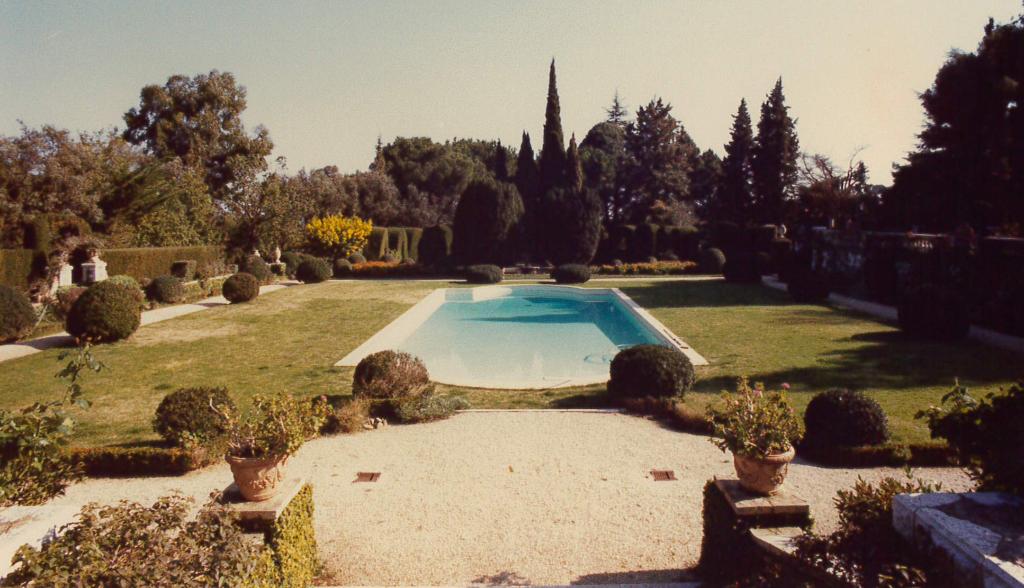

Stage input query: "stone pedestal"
[
  {"left": 57, "top": 262, "right": 74, "bottom": 287},
  {"left": 220, "top": 476, "right": 306, "bottom": 532},
  {"left": 698, "top": 478, "right": 811, "bottom": 585},
  {"left": 80, "top": 256, "right": 108, "bottom": 284},
  {"left": 893, "top": 492, "right": 1023, "bottom": 587}
]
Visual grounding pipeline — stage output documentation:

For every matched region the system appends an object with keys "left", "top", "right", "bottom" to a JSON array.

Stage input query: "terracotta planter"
[
  {"left": 226, "top": 454, "right": 288, "bottom": 502},
  {"left": 733, "top": 447, "right": 795, "bottom": 495}
]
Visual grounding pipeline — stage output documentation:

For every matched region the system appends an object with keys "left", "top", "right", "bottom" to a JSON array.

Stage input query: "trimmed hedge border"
[
  {"left": 244, "top": 484, "right": 318, "bottom": 587},
  {"left": 104, "top": 246, "right": 224, "bottom": 282},
  {"left": 0, "top": 248, "right": 34, "bottom": 291},
  {"left": 67, "top": 445, "right": 211, "bottom": 477}
]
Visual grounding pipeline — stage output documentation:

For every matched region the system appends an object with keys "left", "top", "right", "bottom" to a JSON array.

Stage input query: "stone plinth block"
[
  {"left": 221, "top": 476, "right": 306, "bottom": 532},
  {"left": 715, "top": 478, "right": 810, "bottom": 518}
]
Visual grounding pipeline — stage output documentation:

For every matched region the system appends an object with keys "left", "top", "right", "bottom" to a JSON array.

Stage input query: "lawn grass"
[{"left": 0, "top": 278, "right": 1019, "bottom": 447}]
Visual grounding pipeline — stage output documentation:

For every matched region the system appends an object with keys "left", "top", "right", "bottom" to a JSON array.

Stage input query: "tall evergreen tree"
[
  {"left": 538, "top": 59, "right": 566, "bottom": 191},
  {"left": 580, "top": 122, "right": 628, "bottom": 222},
  {"left": 751, "top": 79, "right": 800, "bottom": 225},
  {"left": 606, "top": 91, "right": 629, "bottom": 127},
  {"left": 566, "top": 134, "right": 583, "bottom": 192},
  {"left": 623, "top": 98, "right": 697, "bottom": 221},
  {"left": 715, "top": 99, "right": 756, "bottom": 224},
  {"left": 514, "top": 132, "right": 542, "bottom": 260},
  {"left": 690, "top": 149, "right": 723, "bottom": 220},
  {"left": 493, "top": 140, "right": 510, "bottom": 181}
]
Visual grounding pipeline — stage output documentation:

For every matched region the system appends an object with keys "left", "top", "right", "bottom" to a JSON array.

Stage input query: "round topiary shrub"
[
  {"left": 551, "top": 264, "right": 591, "bottom": 284},
  {"left": 0, "top": 284, "right": 35, "bottom": 344},
  {"left": 611, "top": 259, "right": 624, "bottom": 267},
  {"left": 788, "top": 268, "right": 831, "bottom": 303},
  {"left": 152, "top": 386, "right": 236, "bottom": 446},
  {"left": 352, "top": 350, "right": 431, "bottom": 400},
  {"left": 280, "top": 251, "right": 304, "bottom": 277},
  {"left": 803, "top": 389, "right": 889, "bottom": 449},
  {"left": 898, "top": 283, "right": 970, "bottom": 341},
  {"left": 607, "top": 344, "right": 695, "bottom": 399},
  {"left": 347, "top": 253, "right": 367, "bottom": 264},
  {"left": 296, "top": 257, "right": 332, "bottom": 283},
  {"left": 754, "top": 251, "right": 773, "bottom": 276},
  {"left": 239, "top": 255, "right": 273, "bottom": 284},
  {"left": 106, "top": 275, "right": 145, "bottom": 308},
  {"left": 700, "top": 248, "right": 726, "bottom": 274},
  {"left": 145, "top": 275, "right": 185, "bottom": 304},
  {"left": 333, "top": 258, "right": 353, "bottom": 277},
  {"left": 66, "top": 281, "right": 141, "bottom": 342},
  {"left": 722, "top": 254, "right": 761, "bottom": 283},
  {"left": 465, "top": 264, "right": 503, "bottom": 284},
  {"left": 382, "top": 253, "right": 399, "bottom": 263},
  {"left": 54, "top": 286, "right": 87, "bottom": 320},
  {"left": 222, "top": 272, "right": 259, "bottom": 303}
]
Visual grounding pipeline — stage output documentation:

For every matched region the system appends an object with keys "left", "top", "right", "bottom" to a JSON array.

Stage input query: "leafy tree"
[
  {"left": 606, "top": 91, "right": 629, "bottom": 127},
  {"left": 341, "top": 171, "right": 403, "bottom": 225},
  {"left": 122, "top": 70, "right": 273, "bottom": 199},
  {"left": 0, "top": 126, "right": 142, "bottom": 246},
  {"left": 379, "top": 137, "right": 482, "bottom": 225},
  {"left": 451, "top": 178, "right": 524, "bottom": 265},
  {"left": 713, "top": 99, "right": 756, "bottom": 224},
  {"left": 538, "top": 60, "right": 566, "bottom": 191},
  {"left": 580, "top": 122, "right": 628, "bottom": 222},
  {"left": 623, "top": 98, "right": 698, "bottom": 221},
  {"left": 751, "top": 79, "right": 800, "bottom": 225},
  {"left": 449, "top": 138, "right": 515, "bottom": 180},
  {"left": 690, "top": 149, "right": 723, "bottom": 221},
  {"left": 796, "top": 154, "right": 877, "bottom": 229},
  {"left": 885, "top": 15, "right": 1024, "bottom": 233}
]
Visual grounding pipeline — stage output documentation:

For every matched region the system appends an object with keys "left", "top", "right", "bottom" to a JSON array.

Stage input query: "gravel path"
[{"left": 43, "top": 411, "right": 970, "bottom": 586}]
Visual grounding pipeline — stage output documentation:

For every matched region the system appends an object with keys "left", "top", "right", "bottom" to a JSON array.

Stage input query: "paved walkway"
[
  {"left": 0, "top": 282, "right": 296, "bottom": 364},
  {"left": 763, "top": 276, "right": 1024, "bottom": 354},
  {"left": 29, "top": 411, "right": 968, "bottom": 586}
]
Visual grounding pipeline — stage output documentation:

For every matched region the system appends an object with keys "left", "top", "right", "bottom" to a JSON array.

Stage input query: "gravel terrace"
[{"left": 43, "top": 411, "right": 970, "bottom": 585}]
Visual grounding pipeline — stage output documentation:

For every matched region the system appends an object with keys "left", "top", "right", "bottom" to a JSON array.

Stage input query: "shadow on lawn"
[{"left": 618, "top": 279, "right": 790, "bottom": 310}]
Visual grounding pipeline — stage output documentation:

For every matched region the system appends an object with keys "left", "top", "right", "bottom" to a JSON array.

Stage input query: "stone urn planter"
[
  {"left": 226, "top": 455, "right": 288, "bottom": 502},
  {"left": 733, "top": 447, "right": 795, "bottom": 495}
]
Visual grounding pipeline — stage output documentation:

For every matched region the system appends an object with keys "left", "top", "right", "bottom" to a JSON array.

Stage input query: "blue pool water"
[{"left": 395, "top": 286, "right": 670, "bottom": 388}]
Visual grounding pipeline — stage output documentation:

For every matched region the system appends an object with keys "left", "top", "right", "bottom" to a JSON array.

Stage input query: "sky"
[{"left": 1, "top": 1, "right": 1020, "bottom": 184}]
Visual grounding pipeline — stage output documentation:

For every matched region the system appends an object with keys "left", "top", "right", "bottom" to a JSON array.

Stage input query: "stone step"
[{"left": 749, "top": 525, "right": 805, "bottom": 558}]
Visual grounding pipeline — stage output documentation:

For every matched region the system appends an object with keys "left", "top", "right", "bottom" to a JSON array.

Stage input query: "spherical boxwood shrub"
[
  {"left": 382, "top": 253, "right": 399, "bottom": 263},
  {"left": 608, "top": 344, "right": 695, "bottom": 399},
  {"left": 347, "top": 252, "right": 367, "bottom": 264},
  {"left": 66, "top": 281, "right": 141, "bottom": 342},
  {"left": 898, "top": 283, "right": 970, "bottom": 341},
  {"left": 352, "top": 350, "right": 431, "bottom": 400},
  {"left": 153, "top": 386, "right": 236, "bottom": 446},
  {"left": 551, "top": 264, "right": 591, "bottom": 284},
  {"left": 722, "top": 254, "right": 761, "bottom": 283},
  {"left": 333, "top": 258, "right": 353, "bottom": 277},
  {"left": 222, "top": 272, "right": 259, "bottom": 303},
  {"left": 106, "top": 274, "right": 144, "bottom": 308},
  {"left": 700, "top": 248, "right": 726, "bottom": 274},
  {"left": 296, "top": 257, "right": 332, "bottom": 283},
  {"left": 145, "top": 275, "right": 185, "bottom": 304},
  {"left": 787, "top": 268, "right": 831, "bottom": 303},
  {"left": 0, "top": 284, "right": 35, "bottom": 344},
  {"left": 803, "top": 389, "right": 889, "bottom": 450},
  {"left": 280, "top": 251, "right": 304, "bottom": 277},
  {"left": 54, "top": 286, "right": 87, "bottom": 320},
  {"left": 465, "top": 264, "right": 503, "bottom": 284}
]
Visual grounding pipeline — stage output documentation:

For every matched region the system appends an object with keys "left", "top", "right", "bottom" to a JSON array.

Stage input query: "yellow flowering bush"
[{"left": 305, "top": 215, "right": 372, "bottom": 259}]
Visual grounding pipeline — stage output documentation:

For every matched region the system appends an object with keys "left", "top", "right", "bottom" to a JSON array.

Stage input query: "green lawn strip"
[{"left": 0, "top": 279, "right": 1019, "bottom": 447}]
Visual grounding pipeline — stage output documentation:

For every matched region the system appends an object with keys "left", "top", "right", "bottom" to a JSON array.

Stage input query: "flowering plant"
[
  {"left": 306, "top": 215, "right": 372, "bottom": 259},
  {"left": 706, "top": 377, "right": 802, "bottom": 458}
]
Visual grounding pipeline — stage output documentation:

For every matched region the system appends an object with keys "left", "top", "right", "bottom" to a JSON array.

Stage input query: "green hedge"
[
  {"left": 0, "top": 249, "right": 34, "bottom": 291},
  {"left": 363, "top": 227, "right": 389, "bottom": 261},
  {"left": 404, "top": 227, "right": 423, "bottom": 261},
  {"left": 103, "top": 246, "right": 224, "bottom": 282},
  {"left": 386, "top": 227, "right": 408, "bottom": 260},
  {"left": 68, "top": 445, "right": 211, "bottom": 477},
  {"left": 245, "top": 484, "right": 318, "bottom": 587}
]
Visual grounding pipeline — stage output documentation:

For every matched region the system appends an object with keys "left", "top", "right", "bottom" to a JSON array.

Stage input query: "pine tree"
[
  {"left": 606, "top": 91, "right": 629, "bottom": 126},
  {"left": 538, "top": 59, "right": 566, "bottom": 191},
  {"left": 752, "top": 79, "right": 800, "bottom": 225},
  {"left": 566, "top": 134, "right": 583, "bottom": 192},
  {"left": 623, "top": 98, "right": 697, "bottom": 221},
  {"left": 716, "top": 99, "right": 756, "bottom": 224}
]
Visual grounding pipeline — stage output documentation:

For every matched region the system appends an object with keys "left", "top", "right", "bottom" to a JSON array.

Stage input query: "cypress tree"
[
  {"left": 452, "top": 178, "right": 524, "bottom": 265},
  {"left": 566, "top": 134, "right": 583, "bottom": 192},
  {"left": 538, "top": 59, "right": 566, "bottom": 191},
  {"left": 493, "top": 140, "right": 510, "bottom": 181},
  {"left": 752, "top": 79, "right": 800, "bottom": 225},
  {"left": 716, "top": 99, "right": 756, "bottom": 224},
  {"left": 515, "top": 132, "right": 541, "bottom": 260}
]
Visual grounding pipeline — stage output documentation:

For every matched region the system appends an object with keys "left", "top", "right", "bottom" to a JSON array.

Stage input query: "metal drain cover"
[
  {"left": 651, "top": 469, "right": 676, "bottom": 481},
  {"left": 355, "top": 472, "right": 381, "bottom": 483}
]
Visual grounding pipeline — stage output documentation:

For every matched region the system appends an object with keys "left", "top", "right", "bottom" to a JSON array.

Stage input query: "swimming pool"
[{"left": 336, "top": 285, "right": 706, "bottom": 389}]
